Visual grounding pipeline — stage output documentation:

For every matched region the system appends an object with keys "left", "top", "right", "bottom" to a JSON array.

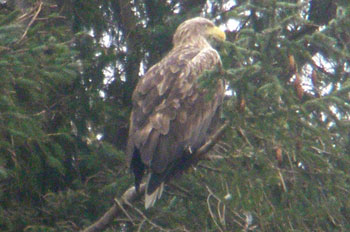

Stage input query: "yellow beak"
[{"left": 207, "top": 26, "right": 226, "bottom": 41}]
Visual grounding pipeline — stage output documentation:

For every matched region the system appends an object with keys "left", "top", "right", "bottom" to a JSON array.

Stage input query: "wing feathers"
[
  {"left": 131, "top": 44, "right": 222, "bottom": 159},
  {"left": 140, "top": 130, "right": 159, "bottom": 165},
  {"left": 127, "top": 43, "right": 224, "bottom": 207},
  {"left": 150, "top": 112, "right": 170, "bottom": 135}
]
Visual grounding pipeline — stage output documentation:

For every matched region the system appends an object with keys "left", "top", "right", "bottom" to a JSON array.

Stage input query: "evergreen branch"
[{"left": 81, "top": 121, "right": 229, "bottom": 232}]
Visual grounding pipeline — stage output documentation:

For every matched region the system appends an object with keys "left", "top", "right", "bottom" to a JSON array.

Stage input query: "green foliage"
[
  {"left": 0, "top": 2, "right": 124, "bottom": 231},
  {"left": 0, "top": 0, "right": 350, "bottom": 231}
]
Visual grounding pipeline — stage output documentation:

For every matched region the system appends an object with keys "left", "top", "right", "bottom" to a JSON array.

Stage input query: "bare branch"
[
  {"left": 82, "top": 184, "right": 146, "bottom": 232},
  {"left": 194, "top": 121, "right": 230, "bottom": 160},
  {"left": 17, "top": 1, "right": 43, "bottom": 44}
]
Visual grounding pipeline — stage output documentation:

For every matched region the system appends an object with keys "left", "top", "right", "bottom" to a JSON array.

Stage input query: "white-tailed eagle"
[{"left": 127, "top": 17, "right": 226, "bottom": 208}]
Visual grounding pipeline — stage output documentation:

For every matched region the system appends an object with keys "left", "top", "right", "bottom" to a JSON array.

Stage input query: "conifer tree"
[{"left": 0, "top": 1, "right": 350, "bottom": 231}]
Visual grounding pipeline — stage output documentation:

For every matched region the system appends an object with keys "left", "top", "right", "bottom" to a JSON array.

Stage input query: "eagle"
[{"left": 126, "top": 17, "right": 226, "bottom": 208}]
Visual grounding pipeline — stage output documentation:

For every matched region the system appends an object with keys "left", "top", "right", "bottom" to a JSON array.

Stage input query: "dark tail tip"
[
  {"left": 130, "top": 148, "right": 145, "bottom": 192},
  {"left": 147, "top": 172, "right": 164, "bottom": 195}
]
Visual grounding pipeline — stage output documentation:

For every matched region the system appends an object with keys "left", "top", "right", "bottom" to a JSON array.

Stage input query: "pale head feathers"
[{"left": 173, "top": 17, "right": 226, "bottom": 47}]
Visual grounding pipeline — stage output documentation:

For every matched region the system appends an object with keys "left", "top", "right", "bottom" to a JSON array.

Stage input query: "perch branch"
[
  {"left": 82, "top": 184, "right": 146, "bottom": 232},
  {"left": 81, "top": 121, "right": 229, "bottom": 232},
  {"left": 194, "top": 121, "right": 230, "bottom": 160}
]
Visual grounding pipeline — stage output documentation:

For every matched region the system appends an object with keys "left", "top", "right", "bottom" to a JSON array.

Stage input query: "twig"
[
  {"left": 82, "top": 121, "right": 229, "bottom": 232},
  {"left": 198, "top": 164, "right": 223, "bottom": 173},
  {"left": 206, "top": 185, "right": 225, "bottom": 232},
  {"left": 201, "top": 154, "right": 225, "bottom": 161},
  {"left": 137, "top": 219, "right": 146, "bottom": 232},
  {"left": 237, "top": 126, "right": 252, "bottom": 147},
  {"left": 168, "top": 183, "right": 192, "bottom": 197},
  {"left": 82, "top": 184, "right": 146, "bottom": 232},
  {"left": 227, "top": 208, "right": 246, "bottom": 229},
  {"left": 278, "top": 169, "right": 288, "bottom": 192},
  {"left": 193, "top": 121, "right": 229, "bottom": 160},
  {"left": 36, "top": 16, "right": 66, "bottom": 21},
  {"left": 114, "top": 198, "right": 135, "bottom": 225},
  {"left": 17, "top": 1, "right": 43, "bottom": 44},
  {"left": 128, "top": 204, "right": 169, "bottom": 232}
]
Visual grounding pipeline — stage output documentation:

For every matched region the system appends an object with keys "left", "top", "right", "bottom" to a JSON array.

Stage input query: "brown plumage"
[{"left": 126, "top": 17, "right": 226, "bottom": 208}]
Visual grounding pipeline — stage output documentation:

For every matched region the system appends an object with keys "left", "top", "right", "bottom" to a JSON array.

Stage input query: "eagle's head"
[{"left": 173, "top": 17, "right": 226, "bottom": 47}]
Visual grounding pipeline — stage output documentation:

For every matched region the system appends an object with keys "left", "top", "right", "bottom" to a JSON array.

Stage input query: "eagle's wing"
[{"left": 127, "top": 44, "right": 224, "bottom": 182}]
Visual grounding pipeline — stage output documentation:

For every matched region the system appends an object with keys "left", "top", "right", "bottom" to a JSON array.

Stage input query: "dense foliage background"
[{"left": 0, "top": 0, "right": 349, "bottom": 231}]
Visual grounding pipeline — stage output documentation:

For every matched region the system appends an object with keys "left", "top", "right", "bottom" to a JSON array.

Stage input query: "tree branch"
[
  {"left": 82, "top": 184, "right": 146, "bottom": 232},
  {"left": 81, "top": 121, "right": 229, "bottom": 232},
  {"left": 17, "top": 1, "right": 43, "bottom": 44}
]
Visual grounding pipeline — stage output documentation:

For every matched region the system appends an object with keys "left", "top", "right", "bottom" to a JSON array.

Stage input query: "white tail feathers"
[{"left": 145, "top": 180, "right": 164, "bottom": 209}]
